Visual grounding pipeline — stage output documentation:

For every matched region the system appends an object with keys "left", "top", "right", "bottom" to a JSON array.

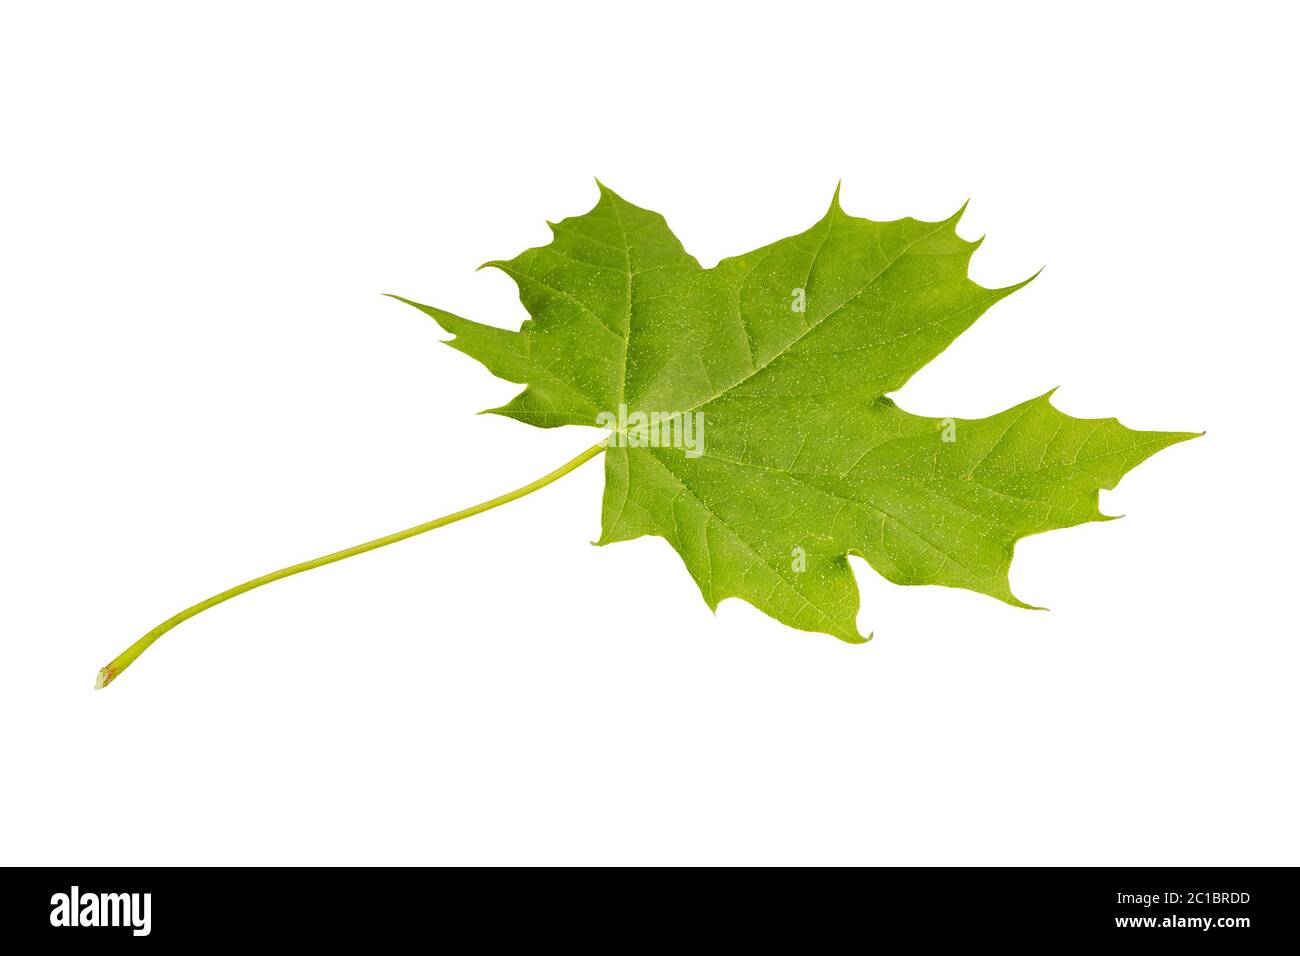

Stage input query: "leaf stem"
[{"left": 96, "top": 440, "right": 608, "bottom": 689}]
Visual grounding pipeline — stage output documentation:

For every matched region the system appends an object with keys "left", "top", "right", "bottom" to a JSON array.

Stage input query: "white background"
[{"left": 2, "top": 1, "right": 1296, "bottom": 866}]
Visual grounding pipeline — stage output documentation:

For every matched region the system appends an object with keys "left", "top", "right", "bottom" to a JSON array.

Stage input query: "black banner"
[{"left": 3, "top": 867, "right": 1292, "bottom": 945}]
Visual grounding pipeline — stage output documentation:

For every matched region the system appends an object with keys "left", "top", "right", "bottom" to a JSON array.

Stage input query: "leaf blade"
[{"left": 400, "top": 186, "right": 1196, "bottom": 640}]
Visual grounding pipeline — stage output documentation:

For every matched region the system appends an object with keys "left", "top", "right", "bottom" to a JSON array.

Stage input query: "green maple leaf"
[
  {"left": 392, "top": 184, "right": 1197, "bottom": 643},
  {"left": 98, "top": 183, "right": 1197, "bottom": 687}
]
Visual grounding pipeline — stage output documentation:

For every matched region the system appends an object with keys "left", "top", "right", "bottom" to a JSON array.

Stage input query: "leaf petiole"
[{"left": 96, "top": 439, "right": 608, "bottom": 689}]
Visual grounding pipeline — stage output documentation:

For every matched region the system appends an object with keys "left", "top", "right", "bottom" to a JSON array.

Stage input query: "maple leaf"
[
  {"left": 394, "top": 184, "right": 1197, "bottom": 642},
  {"left": 97, "top": 183, "right": 1198, "bottom": 688}
]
